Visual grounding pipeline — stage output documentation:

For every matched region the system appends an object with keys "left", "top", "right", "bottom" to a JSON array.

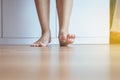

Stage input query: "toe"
[
  {"left": 66, "top": 38, "right": 72, "bottom": 44},
  {"left": 31, "top": 43, "right": 36, "bottom": 47},
  {"left": 32, "top": 43, "right": 39, "bottom": 47},
  {"left": 67, "top": 34, "right": 74, "bottom": 43},
  {"left": 34, "top": 44, "right": 37, "bottom": 47},
  {"left": 60, "top": 34, "right": 66, "bottom": 42},
  {"left": 67, "top": 34, "right": 71, "bottom": 38},
  {"left": 70, "top": 34, "right": 73, "bottom": 38},
  {"left": 36, "top": 44, "right": 40, "bottom": 47},
  {"left": 39, "top": 42, "right": 48, "bottom": 47},
  {"left": 67, "top": 34, "right": 74, "bottom": 39},
  {"left": 70, "top": 39, "right": 74, "bottom": 43},
  {"left": 73, "top": 34, "right": 76, "bottom": 39},
  {"left": 71, "top": 34, "right": 75, "bottom": 38}
]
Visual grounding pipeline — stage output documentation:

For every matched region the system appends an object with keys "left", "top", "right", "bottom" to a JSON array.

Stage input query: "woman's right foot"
[{"left": 31, "top": 33, "right": 51, "bottom": 47}]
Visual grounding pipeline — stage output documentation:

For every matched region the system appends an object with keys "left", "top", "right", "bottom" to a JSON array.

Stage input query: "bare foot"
[
  {"left": 31, "top": 33, "right": 51, "bottom": 47},
  {"left": 59, "top": 33, "right": 75, "bottom": 46}
]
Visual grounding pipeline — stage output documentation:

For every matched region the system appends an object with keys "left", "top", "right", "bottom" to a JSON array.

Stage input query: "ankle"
[
  {"left": 59, "top": 30, "right": 68, "bottom": 34},
  {"left": 59, "top": 28, "right": 68, "bottom": 33},
  {"left": 40, "top": 32, "right": 51, "bottom": 43},
  {"left": 42, "top": 31, "right": 51, "bottom": 35}
]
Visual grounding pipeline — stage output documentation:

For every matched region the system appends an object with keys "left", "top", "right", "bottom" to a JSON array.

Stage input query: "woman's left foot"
[{"left": 59, "top": 33, "right": 75, "bottom": 46}]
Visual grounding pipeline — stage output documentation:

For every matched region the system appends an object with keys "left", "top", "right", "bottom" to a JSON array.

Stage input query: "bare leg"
[
  {"left": 56, "top": 0, "right": 76, "bottom": 46},
  {"left": 31, "top": 0, "right": 51, "bottom": 47}
]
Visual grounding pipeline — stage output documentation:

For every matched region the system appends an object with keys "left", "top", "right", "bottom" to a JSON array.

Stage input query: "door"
[
  {"left": 0, "top": 0, "right": 1, "bottom": 38},
  {"left": 3, "top": 0, "right": 56, "bottom": 38}
]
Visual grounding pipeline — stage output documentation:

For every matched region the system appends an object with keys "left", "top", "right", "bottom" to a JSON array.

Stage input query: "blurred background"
[{"left": 0, "top": 0, "right": 109, "bottom": 45}]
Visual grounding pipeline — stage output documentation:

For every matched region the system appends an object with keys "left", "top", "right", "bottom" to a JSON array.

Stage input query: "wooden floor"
[{"left": 0, "top": 45, "right": 120, "bottom": 80}]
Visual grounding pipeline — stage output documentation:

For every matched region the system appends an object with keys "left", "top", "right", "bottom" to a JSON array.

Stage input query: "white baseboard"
[{"left": 0, "top": 37, "right": 109, "bottom": 45}]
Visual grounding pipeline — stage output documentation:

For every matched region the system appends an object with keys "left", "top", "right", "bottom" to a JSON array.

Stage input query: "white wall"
[
  {"left": 0, "top": 0, "right": 110, "bottom": 45},
  {"left": 70, "top": 0, "right": 109, "bottom": 37}
]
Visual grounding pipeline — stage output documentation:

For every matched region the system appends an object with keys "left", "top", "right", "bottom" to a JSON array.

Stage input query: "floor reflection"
[
  {"left": 73, "top": 45, "right": 110, "bottom": 80},
  {"left": 110, "top": 45, "right": 120, "bottom": 80},
  {"left": 50, "top": 45, "right": 110, "bottom": 80},
  {"left": 1, "top": 45, "right": 120, "bottom": 80},
  {"left": 39, "top": 48, "right": 51, "bottom": 80},
  {"left": 57, "top": 47, "right": 72, "bottom": 80}
]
